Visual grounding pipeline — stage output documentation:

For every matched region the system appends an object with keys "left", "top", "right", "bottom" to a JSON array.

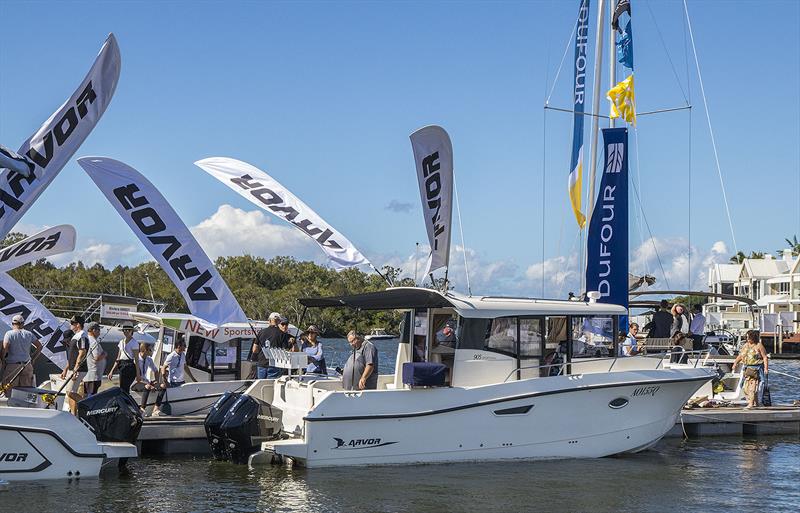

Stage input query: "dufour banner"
[
  {"left": 194, "top": 157, "right": 370, "bottom": 270},
  {"left": 0, "top": 224, "right": 76, "bottom": 272},
  {"left": 0, "top": 273, "right": 68, "bottom": 369},
  {"left": 568, "top": 0, "right": 590, "bottom": 229},
  {"left": 78, "top": 157, "right": 247, "bottom": 328},
  {"left": 410, "top": 125, "right": 453, "bottom": 276},
  {"left": 0, "top": 34, "right": 121, "bottom": 240},
  {"left": 585, "top": 128, "right": 628, "bottom": 308}
]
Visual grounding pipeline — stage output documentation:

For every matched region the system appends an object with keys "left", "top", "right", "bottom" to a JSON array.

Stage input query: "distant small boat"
[{"left": 365, "top": 328, "right": 396, "bottom": 341}]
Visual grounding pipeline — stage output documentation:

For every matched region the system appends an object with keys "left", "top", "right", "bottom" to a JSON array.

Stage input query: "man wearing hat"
[
  {"left": 81, "top": 322, "right": 107, "bottom": 397},
  {"left": 107, "top": 322, "right": 141, "bottom": 393},
  {"left": 252, "top": 312, "right": 289, "bottom": 379},
  {"left": 62, "top": 315, "right": 90, "bottom": 414},
  {"left": 1, "top": 314, "right": 43, "bottom": 397}
]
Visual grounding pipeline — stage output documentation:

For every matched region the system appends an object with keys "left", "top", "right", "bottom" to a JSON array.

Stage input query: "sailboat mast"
[
  {"left": 586, "top": 0, "right": 606, "bottom": 227},
  {"left": 608, "top": 0, "right": 616, "bottom": 129}
]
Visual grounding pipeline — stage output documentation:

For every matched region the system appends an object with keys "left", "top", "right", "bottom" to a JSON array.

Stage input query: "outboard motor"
[
  {"left": 77, "top": 387, "right": 143, "bottom": 444},
  {"left": 204, "top": 391, "right": 242, "bottom": 460},
  {"left": 220, "top": 395, "right": 283, "bottom": 464}
]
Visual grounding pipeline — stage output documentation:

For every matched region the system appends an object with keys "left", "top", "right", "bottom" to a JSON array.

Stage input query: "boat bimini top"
[{"left": 298, "top": 287, "right": 627, "bottom": 318}]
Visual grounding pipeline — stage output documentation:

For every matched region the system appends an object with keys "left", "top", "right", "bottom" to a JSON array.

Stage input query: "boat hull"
[
  {"left": 263, "top": 368, "right": 710, "bottom": 467},
  {"left": 0, "top": 407, "right": 136, "bottom": 481}
]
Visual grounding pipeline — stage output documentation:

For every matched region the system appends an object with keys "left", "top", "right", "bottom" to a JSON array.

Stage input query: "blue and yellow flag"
[
  {"left": 568, "top": 0, "right": 590, "bottom": 228},
  {"left": 607, "top": 74, "right": 636, "bottom": 125}
]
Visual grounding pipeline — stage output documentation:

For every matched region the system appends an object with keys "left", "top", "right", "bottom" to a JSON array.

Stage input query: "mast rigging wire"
[
  {"left": 452, "top": 169, "right": 472, "bottom": 296},
  {"left": 683, "top": 0, "right": 739, "bottom": 256}
]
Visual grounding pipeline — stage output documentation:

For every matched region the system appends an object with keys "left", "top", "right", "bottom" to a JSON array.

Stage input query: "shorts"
[{"left": 1, "top": 362, "right": 34, "bottom": 395}]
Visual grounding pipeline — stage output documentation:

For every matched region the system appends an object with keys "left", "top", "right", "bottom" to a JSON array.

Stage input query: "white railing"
[{"left": 502, "top": 350, "right": 713, "bottom": 383}]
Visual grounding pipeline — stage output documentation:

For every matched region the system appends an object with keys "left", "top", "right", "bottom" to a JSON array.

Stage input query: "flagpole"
[{"left": 584, "top": 0, "right": 606, "bottom": 295}]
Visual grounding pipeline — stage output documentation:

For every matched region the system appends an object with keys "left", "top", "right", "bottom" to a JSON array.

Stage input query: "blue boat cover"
[{"left": 402, "top": 362, "right": 448, "bottom": 387}]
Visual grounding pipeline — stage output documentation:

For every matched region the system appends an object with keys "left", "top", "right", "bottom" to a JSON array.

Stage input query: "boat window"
[
  {"left": 413, "top": 310, "right": 428, "bottom": 362},
  {"left": 519, "top": 318, "right": 543, "bottom": 358},
  {"left": 487, "top": 317, "right": 517, "bottom": 356},
  {"left": 162, "top": 327, "right": 176, "bottom": 353},
  {"left": 187, "top": 335, "right": 212, "bottom": 371},
  {"left": 456, "top": 318, "right": 491, "bottom": 351},
  {"left": 570, "top": 316, "right": 614, "bottom": 358}
]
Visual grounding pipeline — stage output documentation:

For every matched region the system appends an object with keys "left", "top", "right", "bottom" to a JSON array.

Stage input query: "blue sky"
[{"left": 1, "top": 0, "right": 798, "bottom": 297}]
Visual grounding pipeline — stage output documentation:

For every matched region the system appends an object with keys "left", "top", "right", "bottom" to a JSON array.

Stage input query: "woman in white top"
[{"left": 107, "top": 323, "right": 141, "bottom": 393}]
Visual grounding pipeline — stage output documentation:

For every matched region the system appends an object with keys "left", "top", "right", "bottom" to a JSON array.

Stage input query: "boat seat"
[{"left": 402, "top": 362, "right": 448, "bottom": 387}]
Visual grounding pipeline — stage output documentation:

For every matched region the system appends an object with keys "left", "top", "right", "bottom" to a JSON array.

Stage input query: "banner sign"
[
  {"left": 568, "top": 0, "right": 590, "bottom": 229},
  {"left": 78, "top": 157, "right": 246, "bottom": 328},
  {"left": 0, "top": 34, "right": 121, "bottom": 239},
  {"left": 410, "top": 125, "right": 453, "bottom": 276},
  {"left": 195, "top": 157, "right": 370, "bottom": 270},
  {"left": 0, "top": 273, "right": 68, "bottom": 369},
  {"left": 585, "top": 128, "right": 628, "bottom": 308},
  {"left": 100, "top": 303, "right": 137, "bottom": 320},
  {"left": 0, "top": 224, "right": 76, "bottom": 272}
]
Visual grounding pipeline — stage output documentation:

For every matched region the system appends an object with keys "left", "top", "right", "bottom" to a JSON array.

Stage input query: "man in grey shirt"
[
  {"left": 1, "top": 314, "right": 43, "bottom": 396},
  {"left": 342, "top": 330, "right": 378, "bottom": 391}
]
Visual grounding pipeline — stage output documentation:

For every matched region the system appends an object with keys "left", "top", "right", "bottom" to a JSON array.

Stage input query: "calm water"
[
  {"left": 2, "top": 437, "right": 799, "bottom": 513},
  {"left": 3, "top": 345, "right": 799, "bottom": 513}
]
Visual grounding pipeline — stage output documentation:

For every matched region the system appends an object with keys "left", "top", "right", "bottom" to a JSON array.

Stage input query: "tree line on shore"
[{"left": 3, "top": 232, "right": 413, "bottom": 337}]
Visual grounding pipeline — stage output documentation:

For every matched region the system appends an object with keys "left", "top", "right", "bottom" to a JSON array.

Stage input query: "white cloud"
[
  {"left": 190, "top": 204, "right": 321, "bottom": 262},
  {"left": 631, "top": 237, "right": 730, "bottom": 291},
  {"left": 49, "top": 241, "right": 142, "bottom": 267}
]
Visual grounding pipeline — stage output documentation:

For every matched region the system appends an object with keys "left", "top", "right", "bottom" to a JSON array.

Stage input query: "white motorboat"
[
  {"left": 247, "top": 288, "right": 713, "bottom": 468},
  {"left": 0, "top": 407, "right": 137, "bottom": 481},
  {"left": 365, "top": 329, "right": 397, "bottom": 341}
]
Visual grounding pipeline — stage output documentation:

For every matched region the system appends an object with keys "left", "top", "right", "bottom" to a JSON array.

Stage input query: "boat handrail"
[{"left": 502, "top": 350, "right": 714, "bottom": 383}]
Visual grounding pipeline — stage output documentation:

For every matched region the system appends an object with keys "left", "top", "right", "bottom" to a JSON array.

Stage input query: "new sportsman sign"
[
  {"left": 78, "top": 157, "right": 246, "bottom": 328},
  {"left": 0, "top": 34, "right": 120, "bottom": 240}
]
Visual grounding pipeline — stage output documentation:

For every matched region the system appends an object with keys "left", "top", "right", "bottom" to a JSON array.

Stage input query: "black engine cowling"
[
  {"left": 77, "top": 387, "right": 143, "bottom": 444},
  {"left": 220, "top": 395, "right": 282, "bottom": 464},
  {"left": 204, "top": 391, "right": 242, "bottom": 460}
]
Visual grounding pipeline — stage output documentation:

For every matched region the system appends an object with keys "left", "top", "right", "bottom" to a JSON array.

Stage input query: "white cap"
[
  {"left": 268, "top": 312, "right": 281, "bottom": 321},
  {"left": 11, "top": 314, "right": 24, "bottom": 324}
]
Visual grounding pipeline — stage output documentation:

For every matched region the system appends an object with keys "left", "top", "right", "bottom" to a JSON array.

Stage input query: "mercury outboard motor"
[
  {"left": 77, "top": 387, "right": 143, "bottom": 444},
  {"left": 220, "top": 395, "right": 283, "bottom": 464},
  {"left": 204, "top": 391, "right": 242, "bottom": 460}
]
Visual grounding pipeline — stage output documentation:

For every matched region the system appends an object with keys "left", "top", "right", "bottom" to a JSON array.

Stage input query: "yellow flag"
[{"left": 607, "top": 74, "right": 636, "bottom": 125}]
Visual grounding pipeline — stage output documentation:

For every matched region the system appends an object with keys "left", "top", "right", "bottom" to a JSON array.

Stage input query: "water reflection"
[{"left": 2, "top": 437, "right": 799, "bottom": 513}]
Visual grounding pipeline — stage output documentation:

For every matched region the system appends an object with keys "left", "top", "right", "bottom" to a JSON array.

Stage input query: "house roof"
[
  {"left": 709, "top": 263, "right": 741, "bottom": 285},
  {"left": 741, "top": 258, "right": 790, "bottom": 279}
]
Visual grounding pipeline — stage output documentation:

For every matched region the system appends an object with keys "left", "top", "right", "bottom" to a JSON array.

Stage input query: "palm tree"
[
  {"left": 729, "top": 251, "right": 746, "bottom": 264},
  {"left": 782, "top": 235, "right": 800, "bottom": 256}
]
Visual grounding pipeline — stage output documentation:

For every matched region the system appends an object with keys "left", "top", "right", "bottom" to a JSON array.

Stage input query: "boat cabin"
[
  {"left": 128, "top": 312, "right": 268, "bottom": 382},
  {"left": 299, "top": 287, "right": 627, "bottom": 388}
]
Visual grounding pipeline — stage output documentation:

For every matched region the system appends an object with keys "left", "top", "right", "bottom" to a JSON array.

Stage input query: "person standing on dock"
[
  {"left": 689, "top": 304, "right": 706, "bottom": 352},
  {"left": 733, "top": 330, "right": 769, "bottom": 408},
  {"left": 107, "top": 322, "right": 141, "bottom": 393},
  {"left": 1, "top": 314, "right": 43, "bottom": 397},
  {"left": 343, "top": 331, "right": 378, "bottom": 391}
]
